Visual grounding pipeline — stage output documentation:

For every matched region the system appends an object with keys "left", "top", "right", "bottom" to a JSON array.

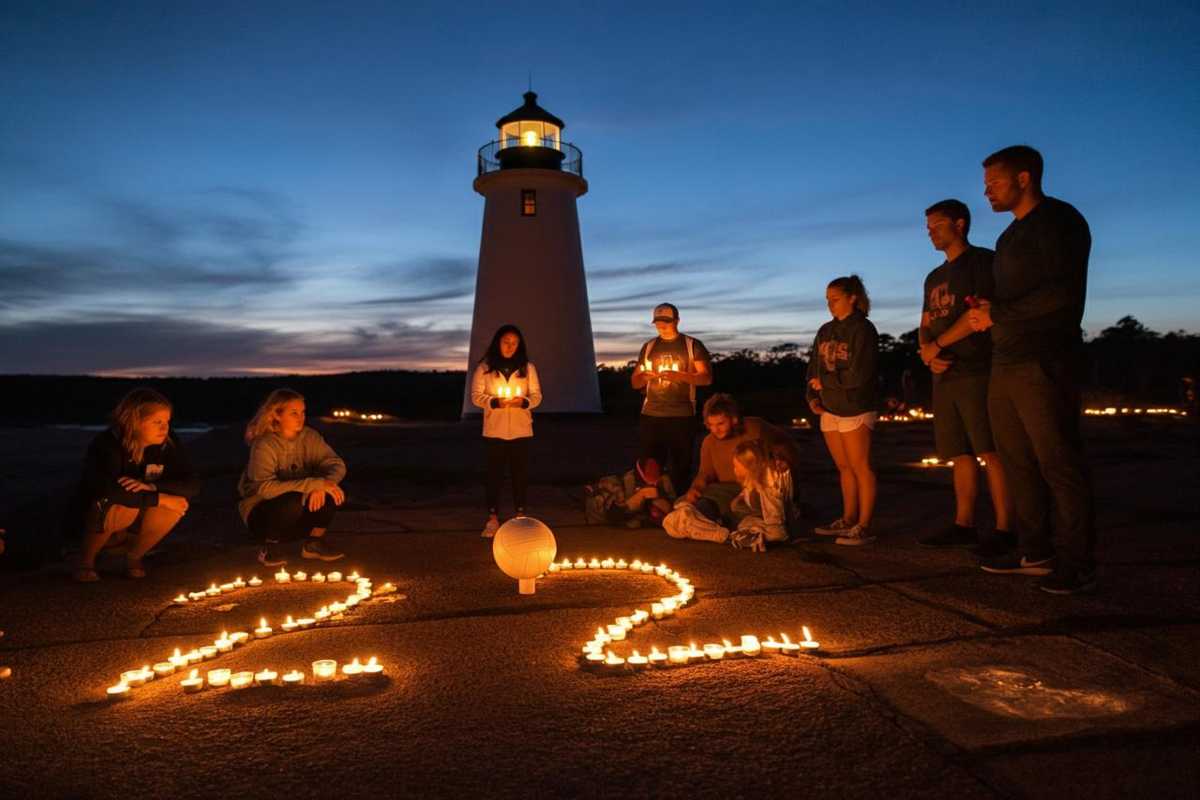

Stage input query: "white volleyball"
[{"left": 493, "top": 517, "right": 557, "bottom": 581}]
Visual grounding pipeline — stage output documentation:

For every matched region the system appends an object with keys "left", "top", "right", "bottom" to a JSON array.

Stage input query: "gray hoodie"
[{"left": 237, "top": 427, "right": 346, "bottom": 523}]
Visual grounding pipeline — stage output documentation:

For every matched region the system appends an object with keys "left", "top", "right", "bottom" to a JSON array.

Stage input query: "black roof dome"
[{"left": 495, "top": 91, "right": 565, "bottom": 130}]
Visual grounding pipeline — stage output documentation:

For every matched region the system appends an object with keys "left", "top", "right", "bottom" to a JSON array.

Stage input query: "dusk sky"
[{"left": 3, "top": 1, "right": 1198, "bottom": 376}]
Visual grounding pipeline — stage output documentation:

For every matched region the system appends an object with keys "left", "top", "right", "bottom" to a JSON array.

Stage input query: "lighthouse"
[{"left": 462, "top": 91, "right": 602, "bottom": 415}]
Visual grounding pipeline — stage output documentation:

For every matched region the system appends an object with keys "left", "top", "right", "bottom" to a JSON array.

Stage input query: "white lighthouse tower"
[{"left": 462, "top": 91, "right": 602, "bottom": 415}]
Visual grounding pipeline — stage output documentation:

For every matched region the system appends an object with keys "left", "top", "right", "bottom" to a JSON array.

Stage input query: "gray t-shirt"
[{"left": 637, "top": 335, "right": 710, "bottom": 417}]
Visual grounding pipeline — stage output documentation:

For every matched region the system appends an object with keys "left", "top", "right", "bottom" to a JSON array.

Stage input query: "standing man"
[
  {"left": 968, "top": 145, "right": 1095, "bottom": 594},
  {"left": 916, "top": 199, "right": 1013, "bottom": 553},
  {"left": 631, "top": 303, "right": 713, "bottom": 494}
]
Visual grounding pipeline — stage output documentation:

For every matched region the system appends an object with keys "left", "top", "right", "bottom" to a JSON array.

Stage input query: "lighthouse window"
[{"left": 521, "top": 189, "right": 536, "bottom": 217}]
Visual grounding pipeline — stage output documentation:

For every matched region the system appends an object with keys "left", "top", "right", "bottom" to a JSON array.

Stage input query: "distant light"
[{"left": 522, "top": 130, "right": 538, "bottom": 147}]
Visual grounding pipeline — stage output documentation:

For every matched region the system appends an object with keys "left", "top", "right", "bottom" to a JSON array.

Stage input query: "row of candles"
[
  {"left": 494, "top": 386, "right": 523, "bottom": 399},
  {"left": 331, "top": 409, "right": 387, "bottom": 421},
  {"left": 1082, "top": 406, "right": 1187, "bottom": 417},
  {"left": 545, "top": 557, "right": 822, "bottom": 673},
  {"left": 878, "top": 408, "right": 935, "bottom": 423},
  {"left": 106, "top": 568, "right": 397, "bottom": 700},
  {"left": 919, "top": 456, "right": 988, "bottom": 468},
  {"left": 108, "top": 657, "right": 385, "bottom": 698}
]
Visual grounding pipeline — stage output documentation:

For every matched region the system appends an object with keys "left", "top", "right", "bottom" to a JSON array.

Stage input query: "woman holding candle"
[
  {"left": 470, "top": 325, "right": 542, "bottom": 537},
  {"left": 238, "top": 389, "right": 347, "bottom": 565},
  {"left": 71, "top": 388, "right": 199, "bottom": 581},
  {"left": 806, "top": 274, "right": 880, "bottom": 546}
]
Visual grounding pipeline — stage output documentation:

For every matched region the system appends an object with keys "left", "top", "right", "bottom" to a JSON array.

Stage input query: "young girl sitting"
[
  {"left": 75, "top": 388, "right": 199, "bottom": 581},
  {"left": 727, "top": 439, "right": 800, "bottom": 551},
  {"left": 238, "top": 389, "right": 347, "bottom": 566}
]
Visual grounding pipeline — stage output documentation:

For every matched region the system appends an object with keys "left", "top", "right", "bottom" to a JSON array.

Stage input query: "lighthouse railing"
[{"left": 476, "top": 140, "right": 583, "bottom": 178}]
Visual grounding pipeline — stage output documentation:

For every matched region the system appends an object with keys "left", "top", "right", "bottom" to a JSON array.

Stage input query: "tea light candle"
[
  {"left": 229, "top": 671, "right": 254, "bottom": 690},
  {"left": 345, "top": 595, "right": 361, "bottom": 608},
  {"left": 205, "top": 584, "right": 220, "bottom": 597},
  {"left": 118, "top": 670, "right": 144, "bottom": 688},
  {"left": 230, "top": 631, "right": 249, "bottom": 645},
  {"left": 651, "top": 603, "right": 665, "bottom": 620},
  {"left": 169, "top": 649, "right": 188, "bottom": 668},
  {"left": 661, "top": 598, "right": 678, "bottom": 616},
  {"left": 740, "top": 635, "right": 762, "bottom": 657},
  {"left": 248, "top": 576, "right": 263, "bottom": 587},
  {"left": 615, "top": 559, "right": 628, "bottom": 570},
  {"left": 214, "top": 632, "right": 234, "bottom": 653},
  {"left": 347, "top": 571, "right": 360, "bottom": 582},
  {"left": 312, "top": 659, "right": 337, "bottom": 682},
  {"left": 606, "top": 624, "right": 627, "bottom": 641},
  {"left": 232, "top": 577, "right": 246, "bottom": 589},
  {"left": 687, "top": 643, "right": 705, "bottom": 661},
  {"left": 312, "top": 572, "right": 326, "bottom": 583},
  {"left": 254, "top": 618, "right": 273, "bottom": 638},
  {"left": 630, "top": 559, "right": 643, "bottom": 570},
  {"left": 649, "top": 647, "right": 668, "bottom": 667},
  {"left": 274, "top": 569, "right": 290, "bottom": 583},
  {"left": 655, "top": 564, "right": 668, "bottom": 576},
  {"left": 582, "top": 642, "right": 603, "bottom": 655},
  {"left": 573, "top": 558, "right": 587, "bottom": 569},
  {"left": 627, "top": 650, "right": 649, "bottom": 668},
  {"left": 180, "top": 669, "right": 204, "bottom": 693},
  {"left": 314, "top": 607, "right": 330, "bottom": 621},
  {"left": 106, "top": 682, "right": 131, "bottom": 700},
  {"left": 615, "top": 616, "right": 634, "bottom": 631},
  {"left": 327, "top": 571, "right": 343, "bottom": 582},
  {"left": 604, "top": 651, "right": 626, "bottom": 669},
  {"left": 762, "top": 636, "right": 783, "bottom": 654},
  {"left": 547, "top": 562, "right": 560, "bottom": 573},
  {"left": 631, "top": 610, "right": 649, "bottom": 626},
  {"left": 206, "top": 668, "right": 231, "bottom": 687},
  {"left": 363, "top": 657, "right": 383, "bottom": 676},
  {"left": 185, "top": 649, "right": 204, "bottom": 665},
  {"left": 640, "top": 563, "right": 654, "bottom": 573},
  {"left": 667, "top": 646, "right": 691, "bottom": 665},
  {"left": 723, "top": 639, "right": 742, "bottom": 657},
  {"left": 588, "top": 558, "right": 601, "bottom": 569},
  {"left": 281, "top": 615, "right": 298, "bottom": 633},
  {"left": 585, "top": 652, "right": 606, "bottom": 668},
  {"left": 601, "top": 558, "right": 615, "bottom": 569},
  {"left": 173, "top": 594, "right": 188, "bottom": 605},
  {"left": 189, "top": 591, "right": 205, "bottom": 601},
  {"left": 703, "top": 643, "right": 726, "bottom": 661},
  {"left": 297, "top": 618, "right": 315, "bottom": 629},
  {"left": 800, "top": 626, "right": 820, "bottom": 651},
  {"left": 342, "top": 658, "right": 364, "bottom": 677},
  {"left": 779, "top": 633, "right": 801, "bottom": 655},
  {"left": 281, "top": 670, "right": 304, "bottom": 686},
  {"left": 254, "top": 668, "right": 278, "bottom": 686},
  {"left": 292, "top": 570, "right": 307, "bottom": 582},
  {"left": 199, "top": 646, "right": 218, "bottom": 660},
  {"left": 329, "top": 601, "right": 346, "bottom": 614},
  {"left": 219, "top": 582, "right": 235, "bottom": 593},
  {"left": 152, "top": 662, "right": 176, "bottom": 678}
]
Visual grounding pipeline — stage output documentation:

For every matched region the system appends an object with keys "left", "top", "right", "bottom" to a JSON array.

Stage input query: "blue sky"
[{"left": 2, "top": 0, "right": 1197, "bottom": 375}]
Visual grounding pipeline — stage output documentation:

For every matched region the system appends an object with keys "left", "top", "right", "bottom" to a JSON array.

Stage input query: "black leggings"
[
  {"left": 485, "top": 437, "right": 529, "bottom": 515},
  {"left": 247, "top": 492, "right": 336, "bottom": 543}
]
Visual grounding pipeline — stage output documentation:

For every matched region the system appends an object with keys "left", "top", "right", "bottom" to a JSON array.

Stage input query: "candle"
[
  {"left": 180, "top": 669, "right": 204, "bottom": 693},
  {"left": 248, "top": 576, "right": 263, "bottom": 587},
  {"left": 233, "top": 577, "right": 246, "bottom": 588},
  {"left": 274, "top": 569, "right": 290, "bottom": 583},
  {"left": 651, "top": 603, "right": 665, "bottom": 620},
  {"left": 230, "top": 631, "right": 249, "bottom": 645},
  {"left": 601, "top": 558, "right": 615, "bottom": 569},
  {"left": 312, "top": 660, "right": 337, "bottom": 682},
  {"left": 206, "top": 668, "right": 231, "bottom": 687},
  {"left": 219, "top": 582, "right": 235, "bottom": 593},
  {"left": 297, "top": 617, "right": 315, "bottom": 629},
  {"left": 347, "top": 571, "right": 360, "bottom": 582},
  {"left": 346, "top": 595, "right": 361, "bottom": 608},
  {"left": 779, "top": 633, "right": 801, "bottom": 655},
  {"left": 643, "top": 359, "right": 653, "bottom": 372},
  {"left": 152, "top": 662, "right": 176, "bottom": 678},
  {"left": 615, "top": 559, "right": 628, "bottom": 569},
  {"left": 627, "top": 650, "right": 649, "bottom": 668},
  {"left": 723, "top": 638, "right": 742, "bottom": 657},
  {"left": 594, "top": 627, "right": 611, "bottom": 645},
  {"left": 631, "top": 610, "right": 649, "bottom": 626},
  {"left": 649, "top": 647, "right": 668, "bottom": 667},
  {"left": 606, "top": 624, "right": 627, "bottom": 641},
  {"left": 173, "top": 594, "right": 188, "bottom": 605},
  {"left": 312, "top": 572, "right": 326, "bottom": 583},
  {"left": 615, "top": 616, "right": 634, "bottom": 631},
  {"left": 214, "top": 632, "right": 233, "bottom": 653},
  {"left": 314, "top": 607, "right": 330, "bottom": 621},
  {"left": 582, "top": 641, "right": 603, "bottom": 655},
  {"left": 118, "top": 669, "right": 144, "bottom": 687},
  {"left": 547, "top": 562, "right": 560, "bottom": 573},
  {"left": 362, "top": 657, "right": 383, "bottom": 675},
  {"left": 687, "top": 643, "right": 705, "bottom": 661},
  {"left": 292, "top": 570, "right": 307, "bottom": 582},
  {"left": 281, "top": 615, "right": 298, "bottom": 633},
  {"left": 189, "top": 591, "right": 205, "bottom": 601},
  {"left": 640, "top": 563, "right": 654, "bottom": 574},
  {"left": 703, "top": 643, "right": 725, "bottom": 661},
  {"left": 106, "top": 682, "right": 131, "bottom": 700},
  {"left": 185, "top": 649, "right": 204, "bottom": 665},
  {"left": 630, "top": 559, "right": 643, "bottom": 570},
  {"left": 574, "top": 558, "right": 586, "bottom": 569},
  {"left": 800, "top": 626, "right": 820, "bottom": 651},
  {"left": 342, "top": 658, "right": 364, "bottom": 677},
  {"left": 230, "top": 671, "right": 254, "bottom": 690},
  {"left": 281, "top": 669, "right": 304, "bottom": 686},
  {"left": 588, "top": 558, "right": 601, "bottom": 569},
  {"left": 559, "top": 558, "right": 573, "bottom": 570},
  {"left": 667, "top": 646, "right": 691, "bottom": 665},
  {"left": 199, "top": 645, "right": 218, "bottom": 660},
  {"left": 205, "top": 584, "right": 220, "bottom": 597},
  {"left": 169, "top": 649, "right": 188, "bottom": 668},
  {"left": 514, "top": 386, "right": 522, "bottom": 398},
  {"left": 329, "top": 601, "right": 346, "bottom": 615},
  {"left": 254, "top": 618, "right": 273, "bottom": 638},
  {"left": 327, "top": 571, "right": 343, "bottom": 582},
  {"left": 762, "top": 636, "right": 783, "bottom": 654},
  {"left": 585, "top": 652, "right": 605, "bottom": 668},
  {"left": 740, "top": 635, "right": 762, "bottom": 657},
  {"left": 254, "top": 668, "right": 278, "bottom": 686},
  {"left": 604, "top": 651, "right": 626, "bottom": 669},
  {"left": 662, "top": 598, "right": 678, "bottom": 616}
]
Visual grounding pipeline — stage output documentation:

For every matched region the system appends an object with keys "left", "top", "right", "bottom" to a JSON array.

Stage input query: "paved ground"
[{"left": 0, "top": 416, "right": 1197, "bottom": 798}]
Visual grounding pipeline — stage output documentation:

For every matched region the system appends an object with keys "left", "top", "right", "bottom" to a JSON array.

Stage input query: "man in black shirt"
[
  {"left": 967, "top": 145, "right": 1095, "bottom": 594},
  {"left": 915, "top": 199, "right": 1013, "bottom": 552}
]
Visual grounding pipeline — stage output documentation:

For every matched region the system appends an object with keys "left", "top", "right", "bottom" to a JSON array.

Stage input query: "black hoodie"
[{"left": 806, "top": 311, "right": 879, "bottom": 416}]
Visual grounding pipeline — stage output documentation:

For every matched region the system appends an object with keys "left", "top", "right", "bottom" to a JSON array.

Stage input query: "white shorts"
[{"left": 820, "top": 411, "right": 878, "bottom": 434}]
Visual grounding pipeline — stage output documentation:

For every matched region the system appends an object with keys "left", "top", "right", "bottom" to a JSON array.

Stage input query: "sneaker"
[
  {"left": 257, "top": 546, "right": 288, "bottom": 567},
  {"left": 814, "top": 518, "right": 852, "bottom": 537},
  {"left": 971, "top": 530, "right": 1017, "bottom": 559},
  {"left": 301, "top": 538, "right": 345, "bottom": 562},
  {"left": 1038, "top": 568, "right": 1097, "bottom": 595},
  {"left": 979, "top": 553, "right": 1054, "bottom": 576},
  {"left": 729, "top": 528, "right": 765, "bottom": 552},
  {"left": 481, "top": 518, "right": 500, "bottom": 538},
  {"left": 835, "top": 524, "right": 876, "bottom": 546},
  {"left": 918, "top": 524, "right": 977, "bottom": 549}
]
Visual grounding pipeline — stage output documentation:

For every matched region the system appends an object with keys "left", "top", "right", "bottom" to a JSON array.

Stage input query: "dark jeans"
[
  {"left": 247, "top": 492, "right": 336, "bottom": 543},
  {"left": 638, "top": 414, "right": 696, "bottom": 495},
  {"left": 486, "top": 437, "right": 529, "bottom": 514},
  {"left": 988, "top": 359, "right": 1095, "bottom": 571}
]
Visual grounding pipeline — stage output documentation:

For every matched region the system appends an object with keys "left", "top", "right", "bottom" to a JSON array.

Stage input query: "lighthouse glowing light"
[{"left": 463, "top": 92, "right": 601, "bottom": 414}]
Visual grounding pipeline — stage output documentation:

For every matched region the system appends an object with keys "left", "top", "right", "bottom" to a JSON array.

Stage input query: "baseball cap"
[{"left": 652, "top": 303, "right": 679, "bottom": 323}]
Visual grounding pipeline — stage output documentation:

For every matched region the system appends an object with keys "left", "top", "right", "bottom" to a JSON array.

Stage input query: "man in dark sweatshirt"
[{"left": 967, "top": 145, "right": 1095, "bottom": 594}]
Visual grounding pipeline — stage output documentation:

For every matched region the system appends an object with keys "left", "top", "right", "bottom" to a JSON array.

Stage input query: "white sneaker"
[
  {"left": 481, "top": 518, "right": 500, "bottom": 538},
  {"left": 814, "top": 518, "right": 852, "bottom": 537},
  {"left": 835, "top": 524, "right": 876, "bottom": 546}
]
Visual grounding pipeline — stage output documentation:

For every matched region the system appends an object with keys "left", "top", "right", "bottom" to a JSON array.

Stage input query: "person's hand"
[
  {"left": 808, "top": 399, "right": 826, "bottom": 416},
  {"left": 929, "top": 357, "right": 952, "bottom": 374},
  {"left": 808, "top": 377, "right": 822, "bottom": 391},
  {"left": 119, "top": 477, "right": 155, "bottom": 493},
  {"left": 919, "top": 340, "right": 942, "bottom": 365},
  {"left": 967, "top": 301, "right": 993, "bottom": 331},
  {"left": 322, "top": 480, "right": 345, "bottom": 506},
  {"left": 158, "top": 494, "right": 189, "bottom": 514},
  {"left": 307, "top": 490, "right": 327, "bottom": 512},
  {"left": 683, "top": 488, "right": 702, "bottom": 504}
]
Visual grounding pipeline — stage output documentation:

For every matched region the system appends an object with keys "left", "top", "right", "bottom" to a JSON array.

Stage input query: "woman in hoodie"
[
  {"left": 470, "top": 324, "right": 543, "bottom": 537},
  {"left": 806, "top": 274, "right": 880, "bottom": 546},
  {"left": 74, "top": 387, "right": 199, "bottom": 581}
]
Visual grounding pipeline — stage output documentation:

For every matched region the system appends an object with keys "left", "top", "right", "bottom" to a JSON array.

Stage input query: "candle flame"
[
  {"left": 781, "top": 633, "right": 793, "bottom": 644},
  {"left": 173, "top": 648, "right": 181, "bottom": 658},
  {"left": 367, "top": 657, "right": 377, "bottom": 667},
  {"left": 260, "top": 617, "right": 266, "bottom": 627},
  {"left": 802, "top": 626, "right": 813, "bottom": 642},
  {"left": 189, "top": 669, "right": 198, "bottom": 679},
  {"left": 286, "top": 616, "right": 295, "bottom": 624},
  {"left": 220, "top": 631, "right": 228, "bottom": 639}
]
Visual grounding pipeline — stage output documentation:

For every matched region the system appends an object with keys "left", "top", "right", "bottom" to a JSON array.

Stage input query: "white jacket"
[{"left": 470, "top": 362, "right": 543, "bottom": 440}]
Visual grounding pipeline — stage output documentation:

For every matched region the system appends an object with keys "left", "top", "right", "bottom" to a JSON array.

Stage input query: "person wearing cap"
[{"left": 631, "top": 303, "right": 713, "bottom": 494}]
